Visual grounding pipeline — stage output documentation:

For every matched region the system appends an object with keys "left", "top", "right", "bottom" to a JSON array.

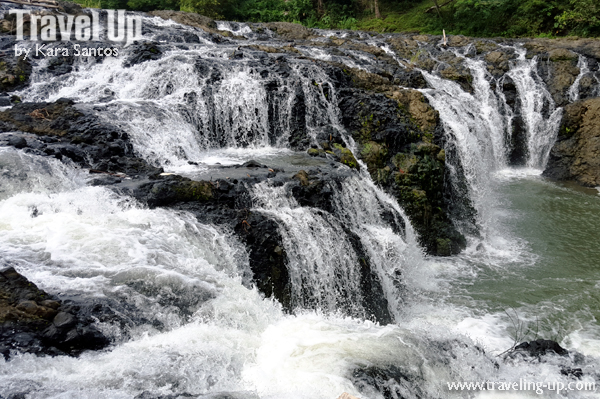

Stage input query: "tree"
[
  {"left": 373, "top": 0, "right": 380, "bottom": 18},
  {"left": 555, "top": 0, "right": 600, "bottom": 35}
]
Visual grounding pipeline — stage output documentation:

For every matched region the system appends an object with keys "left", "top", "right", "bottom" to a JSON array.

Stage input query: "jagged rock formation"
[{"left": 544, "top": 98, "right": 600, "bottom": 186}]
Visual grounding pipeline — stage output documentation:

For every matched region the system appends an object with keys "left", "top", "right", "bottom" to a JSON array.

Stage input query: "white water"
[
  {"left": 251, "top": 181, "right": 366, "bottom": 316},
  {"left": 568, "top": 54, "right": 590, "bottom": 102},
  {"left": 419, "top": 64, "right": 507, "bottom": 237},
  {"left": 2, "top": 17, "right": 600, "bottom": 398},
  {"left": 506, "top": 48, "right": 563, "bottom": 168}
]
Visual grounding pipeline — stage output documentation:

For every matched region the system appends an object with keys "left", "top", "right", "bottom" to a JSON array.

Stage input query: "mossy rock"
[
  {"left": 333, "top": 143, "right": 359, "bottom": 170},
  {"left": 548, "top": 48, "right": 578, "bottom": 62},
  {"left": 293, "top": 170, "right": 311, "bottom": 186},
  {"left": 437, "top": 149, "right": 446, "bottom": 162},
  {"left": 0, "top": 56, "right": 31, "bottom": 92},
  {"left": 393, "top": 153, "right": 418, "bottom": 174},
  {"left": 360, "top": 141, "right": 387, "bottom": 172},
  {"left": 307, "top": 148, "right": 325, "bottom": 157},
  {"left": 436, "top": 238, "right": 452, "bottom": 257},
  {"left": 172, "top": 180, "right": 213, "bottom": 201},
  {"left": 375, "top": 166, "right": 391, "bottom": 184}
]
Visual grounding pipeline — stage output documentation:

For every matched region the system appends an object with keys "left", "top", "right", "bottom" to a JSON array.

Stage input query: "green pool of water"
[{"left": 443, "top": 173, "right": 600, "bottom": 350}]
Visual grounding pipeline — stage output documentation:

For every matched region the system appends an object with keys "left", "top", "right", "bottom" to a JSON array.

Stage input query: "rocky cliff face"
[{"left": 544, "top": 98, "right": 600, "bottom": 186}]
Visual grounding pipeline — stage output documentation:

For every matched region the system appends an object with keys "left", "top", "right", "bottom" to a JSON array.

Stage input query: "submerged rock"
[{"left": 514, "top": 339, "right": 568, "bottom": 357}]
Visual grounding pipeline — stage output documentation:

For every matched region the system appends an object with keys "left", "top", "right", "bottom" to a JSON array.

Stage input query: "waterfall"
[
  {"left": 0, "top": 147, "right": 86, "bottom": 200},
  {"left": 4, "top": 13, "right": 599, "bottom": 397},
  {"left": 506, "top": 47, "right": 563, "bottom": 168},
  {"left": 328, "top": 174, "right": 423, "bottom": 320},
  {"left": 419, "top": 61, "right": 508, "bottom": 232},
  {"left": 20, "top": 47, "right": 350, "bottom": 170},
  {"left": 568, "top": 54, "right": 590, "bottom": 102},
  {"left": 251, "top": 182, "right": 367, "bottom": 316}
]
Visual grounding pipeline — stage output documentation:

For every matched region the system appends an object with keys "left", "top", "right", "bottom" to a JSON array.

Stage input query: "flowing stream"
[{"left": 0, "top": 14, "right": 599, "bottom": 399}]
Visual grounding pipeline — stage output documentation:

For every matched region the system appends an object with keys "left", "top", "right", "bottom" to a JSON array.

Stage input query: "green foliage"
[
  {"left": 555, "top": 0, "right": 600, "bottom": 36},
  {"left": 180, "top": 0, "right": 224, "bottom": 18},
  {"left": 69, "top": 0, "right": 102, "bottom": 8},
  {"left": 64, "top": 0, "right": 599, "bottom": 38},
  {"left": 128, "top": 0, "right": 179, "bottom": 11}
]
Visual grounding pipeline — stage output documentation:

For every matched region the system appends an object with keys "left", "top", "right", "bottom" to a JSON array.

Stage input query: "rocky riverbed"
[{"left": 0, "top": 2, "right": 599, "bottom": 368}]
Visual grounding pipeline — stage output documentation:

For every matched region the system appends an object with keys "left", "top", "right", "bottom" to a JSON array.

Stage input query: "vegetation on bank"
[{"left": 68, "top": 0, "right": 599, "bottom": 38}]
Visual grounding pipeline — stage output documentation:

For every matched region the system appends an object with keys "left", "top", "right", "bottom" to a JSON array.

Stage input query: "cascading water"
[
  {"left": 251, "top": 181, "right": 369, "bottom": 317},
  {"left": 506, "top": 47, "right": 563, "bottom": 168},
  {"left": 419, "top": 59, "right": 509, "bottom": 236},
  {"left": 1, "top": 11, "right": 600, "bottom": 399},
  {"left": 569, "top": 54, "right": 590, "bottom": 102}
]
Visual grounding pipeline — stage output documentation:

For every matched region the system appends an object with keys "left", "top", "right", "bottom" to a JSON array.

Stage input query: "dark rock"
[
  {"left": 240, "top": 160, "right": 266, "bottom": 168},
  {"left": 123, "top": 42, "right": 164, "bottom": 68},
  {"left": 0, "top": 101, "right": 162, "bottom": 177},
  {"left": 561, "top": 367, "right": 584, "bottom": 378},
  {"left": 335, "top": 85, "right": 467, "bottom": 255},
  {"left": 544, "top": 98, "right": 600, "bottom": 186},
  {"left": 7, "top": 136, "right": 27, "bottom": 149},
  {"left": 235, "top": 212, "right": 291, "bottom": 310},
  {"left": 351, "top": 365, "right": 425, "bottom": 399},
  {"left": 0, "top": 266, "right": 110, "bottom": 358},
  {"left": 0, "top": 55, "right": 31, "bottom": 92},
  {"left": 53, "top": 312, "right": 76, "bottom": 329},
  {"left": 133, "top": 175, "right": 214, "bottom": 207},
  {"left": 514, "top": 339, "right": 568, "bottom": 357}
]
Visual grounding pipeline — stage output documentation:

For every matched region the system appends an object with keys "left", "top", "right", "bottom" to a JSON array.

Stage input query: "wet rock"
[
  {"left": 7, "top": 136, "right": 27, "bottom": 149},
  {"left": 132, "top": 175, "right": 214, "bottom": 207},
  {"left": 351, "top": 365, "right": 426, "bottom": 399},
  {"left": 235, "top": 213, "right": 291, "bottom": 310},
  {"left": 240, "top": 160, "right": 266, "bottom": 168},
  {"left": 0, "top": 55, "right": 31, "bottom": 92},
  {"left": 332, "top": 143, "right": 359, "bottom": 170},
  {"left": 0, "top": 266, "right": 110, "bottom": 358},
  {"left": 514, "top": 339, "right": 568, "bottom": 357},
  {"left": 544, "top": 98, "right": 600, "bottom": 186},
  {"left": 148, "top": 10, "right": 216, "bottom": 32},
  {"left": 336, "top": 86, "right": 466, "bottom": 255},
  {"left": 0, "top": 101, "right": 162, "bottom": 177},
  {"left": 263, "top": 22, "right": 312, "bottom": 40},
  {"left": 123, "top": 42, "right": 164, "bottom": 67}
]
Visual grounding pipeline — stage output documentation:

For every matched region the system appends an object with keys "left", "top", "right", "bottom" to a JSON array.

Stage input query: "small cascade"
[
  {"left": 506, "top": 47, "right": 563, "bottom": 168},
  {"left": 419, "top": 60, "right": 508, "bottom": 232},
  {"left": 250, "top": 181, "right": 367, "bottom": 317},
  {"left": 0, "top": 147, "right": 86, "bottom": 200},
  {"left": 568, "top": 54, "right": 590, "bottom": 102},
  {"left": 329, "top": 174, "right": 423, "bottom": 320},
  {"left": 215, "top": 21, "right": 254, "bottom": 37},
  {"left": 250, "top": 171, "right": 424, "bottom": 322},
  {"left": 20, "top": 40, "right": 349, "bottom": 170}
]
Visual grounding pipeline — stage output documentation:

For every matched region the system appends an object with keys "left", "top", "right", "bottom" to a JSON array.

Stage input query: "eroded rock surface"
[{"left": 544, "top": 98, "right": 600, "bottom": 186}]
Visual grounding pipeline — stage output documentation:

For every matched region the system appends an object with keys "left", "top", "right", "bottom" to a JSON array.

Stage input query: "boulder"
[
  {"left": 148, "top": 10, "right": 216, "bottom": 32},
  {"left": 544, "top": 98, "right": 600, "bottom": 186},
  {"left": 263, "top": 22, "right": 312, "bottom": 40},
  {"left": 0, "top": 266, "right": 109, "bottom": 358},
  {"left": 514, "top": 339, "right": 568, "bottom": 357}
]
